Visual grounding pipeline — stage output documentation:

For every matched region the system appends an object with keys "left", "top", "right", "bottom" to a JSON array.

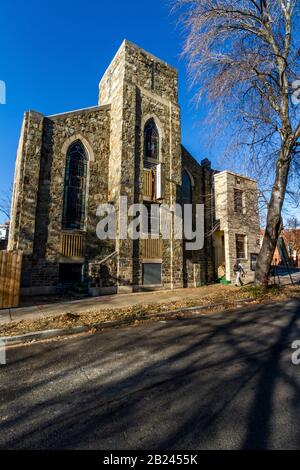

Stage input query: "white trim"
[
  {"left": 142, "top": 114, "right": 165, "bottom": 163},
  {"left": 48, "top": 105, "right": 105, "bottom": 118}
]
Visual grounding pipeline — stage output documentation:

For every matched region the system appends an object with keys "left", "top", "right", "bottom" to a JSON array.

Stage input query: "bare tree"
[
  {"left": 173, "top": 0, "right": 300, "bottom": 286},
  {"left": 0, "top": 185, "right": 12, "bottom": 221},
  {"left": 286, "top": 216, "right": 300, "bottom": 230}
]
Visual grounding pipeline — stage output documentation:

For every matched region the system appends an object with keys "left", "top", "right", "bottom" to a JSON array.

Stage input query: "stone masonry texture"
[{"left": 8, "top": 40, "right": 260, "bottom": 295}]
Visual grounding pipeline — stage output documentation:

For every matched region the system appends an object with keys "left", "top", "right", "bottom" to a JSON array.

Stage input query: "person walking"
[{"left": 234, "top": 259, "right": 245, "bottom": 286}]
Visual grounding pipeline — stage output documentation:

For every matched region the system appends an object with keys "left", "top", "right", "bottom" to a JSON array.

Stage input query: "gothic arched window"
[
  {"left": 62, "top": 140, "right": 87, "bottom": 230},
  {"left": 182, "top": 170, "right": 193, "bottom": 206},
  {"left": 144, "top": 119, "right": 159, "bottom": 161}
]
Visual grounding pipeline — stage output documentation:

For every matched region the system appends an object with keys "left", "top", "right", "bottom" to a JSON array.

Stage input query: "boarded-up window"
[
  {"left": 142, "top": 263, "right": 162, "bottom": 285},
  {"left": 236, "top": 234, "right": 246, "bottom": 259},
  {"left": 234, "top": 189, "right": 243, "bottom": 214}
]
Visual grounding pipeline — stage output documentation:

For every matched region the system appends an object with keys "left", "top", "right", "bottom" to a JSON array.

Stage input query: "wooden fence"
[{"left": 0, "top": 251, "right": 22, "bottom": 309}]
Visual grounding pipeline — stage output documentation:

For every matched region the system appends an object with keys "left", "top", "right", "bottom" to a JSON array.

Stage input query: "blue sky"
[
  {"left": 4, "top": 0, "right": 298, "bottom": 226},
  {"left": 0, "top": 0, "right": 225, "bottom": 223}
]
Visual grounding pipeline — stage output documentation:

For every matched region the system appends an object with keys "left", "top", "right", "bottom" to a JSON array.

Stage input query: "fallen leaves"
[{"left": 1, "top": 284, "right": 299, "bottom": 337}]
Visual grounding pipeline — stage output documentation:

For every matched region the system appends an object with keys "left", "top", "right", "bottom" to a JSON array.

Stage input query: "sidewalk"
[{"left": 0, "top": 285, "right": 234, "bottom": 325}]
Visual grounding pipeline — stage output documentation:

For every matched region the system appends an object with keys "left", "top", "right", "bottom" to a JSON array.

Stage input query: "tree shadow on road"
[{"left": 1, "top": 300, "right": 300, "bottom": 449}]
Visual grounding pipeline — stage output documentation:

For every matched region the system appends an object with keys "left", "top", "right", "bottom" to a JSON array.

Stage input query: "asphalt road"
[
  {"left": 270, "top": 266, "right": 300, "bottom": 285},
  {"left": 1, "top": 299, "right": 300, "bottom": 450}
]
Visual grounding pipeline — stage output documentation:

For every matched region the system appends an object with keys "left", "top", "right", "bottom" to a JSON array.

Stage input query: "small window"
[
  {"left": 142, "top": 263, "right": 162, "bottom": 285},
  {"left": 182, "top": 170, "right": 193, "bottom": 205},
  {"left": 234, "top": 189, "right": 244, "bottom": 214},
  {"left": 144, "top": 119, "right": 159, "bottom": 161},
  {"left": 250, "top": 253, "right": 258, "bottom": 271},
  {"left": 236, "top": 234, "right": 246, "bottom": 259}
]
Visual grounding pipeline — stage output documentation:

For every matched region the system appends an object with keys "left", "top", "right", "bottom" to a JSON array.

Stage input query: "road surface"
[
  {"left": 1, "top": 299, "right": 300, "bottom": 449},
  {"left": 270, "top": 266, "right": 300, "bottom": 285}
]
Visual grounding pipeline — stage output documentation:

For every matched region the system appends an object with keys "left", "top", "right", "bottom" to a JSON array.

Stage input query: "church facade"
[{"left": 8, "top": 40, "right": 261, "bottom": 295}]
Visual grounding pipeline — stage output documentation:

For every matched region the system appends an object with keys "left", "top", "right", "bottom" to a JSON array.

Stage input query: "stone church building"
[{"left": 8, "top": 40, "right": 261, "bottom": 296}]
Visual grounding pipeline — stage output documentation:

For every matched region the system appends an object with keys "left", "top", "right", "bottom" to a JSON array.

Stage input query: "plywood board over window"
[{"left": 0, "top": 251, "right": 22, "bottom": 309}]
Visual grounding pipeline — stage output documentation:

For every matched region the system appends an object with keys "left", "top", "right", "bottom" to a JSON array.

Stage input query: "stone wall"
[
  {"left": 10, "top": 105, "right": 113, "bottom": 291},
  {"left": 182, "top": 147, "right": 216, "bottom": 286},
  {"left": 8, "top": 111, "right": 44, "bottom": 286},
  {"left": 214, "top": 171, "right": 260, "bottom": 283}
]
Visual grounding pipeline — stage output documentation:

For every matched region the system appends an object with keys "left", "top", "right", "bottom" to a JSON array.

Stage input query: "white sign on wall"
[
  {"left": 0, "top": 226, "right": 8, "bottom": 241},
  {"left": 156, "top": 163, "right": 164, "bottom": 200}
]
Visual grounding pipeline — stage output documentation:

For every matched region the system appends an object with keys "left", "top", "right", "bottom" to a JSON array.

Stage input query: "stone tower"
[{"left": 98, "top": 40, "right": 183, "bottom": 292}]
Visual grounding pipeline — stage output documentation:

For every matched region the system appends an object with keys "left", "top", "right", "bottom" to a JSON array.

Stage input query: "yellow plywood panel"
[{"left": 0, "top": 251, "right": 22, "bottom": 309}]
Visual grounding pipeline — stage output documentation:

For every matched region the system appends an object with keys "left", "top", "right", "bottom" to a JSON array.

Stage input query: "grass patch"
[{"left": 241, "top": 284, "right": 281, "bottom": 300}]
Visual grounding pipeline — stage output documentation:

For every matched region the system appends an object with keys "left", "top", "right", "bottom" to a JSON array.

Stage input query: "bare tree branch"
[
  {"left": 0, "top": 185, "right": 12, "bottom": 221},
  {"left": 172, "top": 0, "right": 300, "bottom": 286}
]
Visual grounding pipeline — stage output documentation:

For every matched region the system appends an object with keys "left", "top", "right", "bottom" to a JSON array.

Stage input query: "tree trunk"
[{"left": 255, "top": 145, "right": 291, "bottom": 287}]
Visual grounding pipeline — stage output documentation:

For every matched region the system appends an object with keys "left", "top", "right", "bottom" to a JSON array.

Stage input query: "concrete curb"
[
  {"left": 0, "top": 298, "right": 257, "bottom": 346},
  {"left": 1, "top": 326, "right": 90, "bottom": 345},
  {"left": 149, "top": 298, "right": 254, "bottom": 317}
]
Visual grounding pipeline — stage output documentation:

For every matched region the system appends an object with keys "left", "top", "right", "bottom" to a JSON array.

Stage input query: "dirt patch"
[{"left": 1, "top": 284, "right": 300, "bottom": 337}]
